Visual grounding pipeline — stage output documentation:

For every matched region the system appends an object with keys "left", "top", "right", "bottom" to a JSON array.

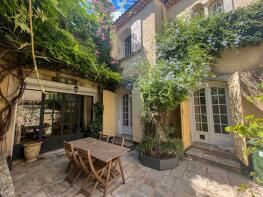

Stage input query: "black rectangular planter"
[{"left": 139, "top": 154, "right": 179, "bottom": 171}]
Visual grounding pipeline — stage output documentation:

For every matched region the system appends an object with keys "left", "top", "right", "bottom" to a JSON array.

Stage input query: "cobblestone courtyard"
[{"left": 11, "top": 149, "right": 263, "bottom": 197}]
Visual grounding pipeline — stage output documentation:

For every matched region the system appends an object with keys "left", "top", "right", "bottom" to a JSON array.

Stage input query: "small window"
[
  {"left": 123, "top": 35, "right": 131, "bottom": 57},
  {"left": 209, "top": 0, "right": 224, "bottom": 16},
  {"left": 191, "top": 3, "right": 205, "bottom": 17}
]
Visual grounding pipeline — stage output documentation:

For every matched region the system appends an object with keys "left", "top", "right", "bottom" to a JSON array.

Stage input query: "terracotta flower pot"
[{"left": 23, "top": 140, "right": 42, "bottom": 162}]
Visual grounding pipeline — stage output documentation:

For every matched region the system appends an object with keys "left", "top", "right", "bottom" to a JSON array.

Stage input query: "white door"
[
  {"left": 192, "top": 86, "right": 234, "bottom": 148},
  {"left": 120, "top": 94, "right": 132, "bottom": 135}
]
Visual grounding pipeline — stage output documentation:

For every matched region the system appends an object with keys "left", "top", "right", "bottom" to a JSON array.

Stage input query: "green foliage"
[
  {"left": 225, "top": 82, "right": 263, "bottom": 156},
  {"left": 0, "top": 0, "right": 120, "bottom": 84},
  {"left": 225, "top": 115, "right": 263, "bottom": 147},
  {"left": 137, "top": 136, "right": 184, "bottom": 160},
  {"left": 136, "top": 0, "right": 263, "bottom": 141},
  {"left": 88, "top": 102, "right": 104, "bottom": 137}
]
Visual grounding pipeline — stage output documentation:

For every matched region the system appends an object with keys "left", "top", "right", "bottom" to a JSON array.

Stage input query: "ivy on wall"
[
  {"left": 136, "top": 0, "right": 263, "bottom": 139},
  {"left": 0, "top": 0, "right": 120, "bottom": 84}
]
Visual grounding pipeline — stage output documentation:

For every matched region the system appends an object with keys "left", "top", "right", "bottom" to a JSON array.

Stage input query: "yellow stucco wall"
[
  {"left": 228, "top": 72, "right": 249, "bottom": 165},
  {"left": 234, "top": 0, "right": 254, "bottom": 8},
  {"left": 103, "top": 90, "right": 116, "bottom": 137},
  {"left": 181, "top": 100, "right": 192, "bottom": 149},
  {"left": 214, "top": 43, "right": 263, "bottom": 74}
]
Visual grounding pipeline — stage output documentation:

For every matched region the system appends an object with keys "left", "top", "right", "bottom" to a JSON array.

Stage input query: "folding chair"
[
  {"left": 77, "top": 149, "right": 108, "bottom": 196},
  {"left": 64, "top": 142, "right": 82, "bottom": 186},
  {"left": 112, "top": 136, "right": 124, "bottom": 147},
  {"left": 111, "top": 137, "right": 125, "bottom": 178},
  {"left": 99, "top": 132, "right": 109, "bottom": 143}
]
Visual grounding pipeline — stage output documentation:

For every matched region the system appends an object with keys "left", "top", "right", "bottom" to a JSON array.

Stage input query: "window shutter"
[
  {"left": 103, "top": 90, "right": 116, "bottom": 136},
  {"left": 223, "top": 0, "right": 233, "bottom": 12},
  {"left": 131, "top": 88, "right": 143, "bottom": 142},
  {"left": 181, "top": 99, "right": 192, "bottom": 149},
  {"left": 131, "top": 19, "right": 142, "bottom": 53}
]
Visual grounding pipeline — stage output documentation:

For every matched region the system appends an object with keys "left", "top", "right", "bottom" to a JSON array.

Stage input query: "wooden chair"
[
  {"left": 99, "top": 132, "right": 109, "bottom": 143},
  {"left": 77, "top": 148, "right": 108, "bottom": 197},
  {"left": 64, "top": 142, "right": 82, "bottom": 185},
  {"left": 112, "top": 136, "right": 124, "bottom": 147},
  {"left": 110, "top": 137, "right": 125, "bottom": 178}
]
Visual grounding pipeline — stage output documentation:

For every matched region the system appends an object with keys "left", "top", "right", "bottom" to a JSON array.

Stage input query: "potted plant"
[
  {"left": 138, "top": 135, "right": 183, "bottom": 171},
  {"left": 135, "top": 61, "right": 187, "bottom": 170},
  {"left": 23, "top": 140, "right": 43, "bottom": 162}
]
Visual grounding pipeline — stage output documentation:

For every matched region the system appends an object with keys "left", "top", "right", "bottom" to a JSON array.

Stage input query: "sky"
[{"left": 111, "top": 0, "right": 137, "bottom": 21}]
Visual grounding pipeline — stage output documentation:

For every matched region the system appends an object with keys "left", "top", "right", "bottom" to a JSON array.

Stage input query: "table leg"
[
  {"left": 118, "top": 157, "right": 125, "bottom": 184},
  {"left": 104, "top": 160, "right": 112, "bottom": 197}
]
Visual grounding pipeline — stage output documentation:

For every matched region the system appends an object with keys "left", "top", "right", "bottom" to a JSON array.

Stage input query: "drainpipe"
[{"left": 231, "top": 0, "right": 235, "bottom": 10}]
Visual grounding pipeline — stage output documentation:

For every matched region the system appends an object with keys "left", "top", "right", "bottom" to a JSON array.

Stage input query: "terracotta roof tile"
[{"left": 113, "top": 0, "right": 178, "bottom": 29}]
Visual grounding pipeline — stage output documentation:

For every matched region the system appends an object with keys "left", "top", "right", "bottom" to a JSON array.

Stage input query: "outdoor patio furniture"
[
  {"left": 77, "top": 148, "right": 108, "bottom": 196},
  {"left": 99, "top": 132, "right": 110, "bottom": 143},
  {"left": 63, "top": 142, "right": 82, "bottom": 186},
  {"left": 68, "top": 137, "right": 129, "bottom": 197},
  {"left": 112, "top": 136, "right": 124, "bottom": 147}
]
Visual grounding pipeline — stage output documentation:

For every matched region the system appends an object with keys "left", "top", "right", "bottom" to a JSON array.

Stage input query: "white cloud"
[{"left": 112, "top": 8, "right": 125, "bottom": 21}]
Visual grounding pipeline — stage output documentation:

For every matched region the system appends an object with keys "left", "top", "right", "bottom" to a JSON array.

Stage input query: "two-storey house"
[{"left": 102, "top": 0, "right": 263, "bottom": 172}]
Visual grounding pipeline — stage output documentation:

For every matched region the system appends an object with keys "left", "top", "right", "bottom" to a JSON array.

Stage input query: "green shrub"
[{"left": 137, "top": 136, "right": 184, "bottom": 160}]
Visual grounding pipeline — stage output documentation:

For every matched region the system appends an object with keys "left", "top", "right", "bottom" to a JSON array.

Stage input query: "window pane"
[
  {"left": 212, "top": 105, "right": 219, "bottom": 114},
  {"left": 201, "top": 106, "right": 207, "bottom": 113},
  {"left": 211, "top": 88, "right": 218, "bottom": 96},
  {"left": 219, "top": 95, "right": 226, "bottom": 104},
  {"left": 200, "top": 96, "right": 206, "bottom": 105},
  {"left": 196, "top": 123, "right": 202, "bottom": 131},
  {"left": 220, "top": 105, "right": 227, "bottom": 114},
  {"left": 199, "top": 88, "right": 205, "bottom": 96},
  {"left": 202, "top": 124, "right": 208, "bottom": 132},
  {"left": 195, "top": 106, "right": 201, "bottom": 113},
  {"left": 212, "top": 96, "right": 219, "bottom": 104},
  {"left": 218, "top": 88, "right": 225, "bottom": 95},
  {"left": 195, "top": 114, "right": 201, "bottom": 122},
  {"left": 201, "top": 114, "right": 207, "bottom": 123},
  {"left": 194, "top": 97, "right": 200, "bottom": 105},
  {"left": 221, "top": 115, "right": 228, "bottom": 124},
  {"left": 214, "top": 124, "right": 221, "bottom": 133},
  {"left": 213, "top": 115, "right": 220, "bottom": 124}
]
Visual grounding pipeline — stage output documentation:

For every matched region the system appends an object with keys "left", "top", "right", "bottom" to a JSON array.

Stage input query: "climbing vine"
[
  {"left": 0, "top": 0, "right": 120, "bottom": 83},
  {"left": 136, "top": 0, "right": 263, "bottom": 139},
  {"left": 0, "top": 0, "right": 120, "bottom": 152}
]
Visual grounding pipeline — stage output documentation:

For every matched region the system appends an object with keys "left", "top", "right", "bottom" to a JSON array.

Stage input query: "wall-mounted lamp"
[{"left": 73, "top": 80, "right": 79, "bottom": 94}]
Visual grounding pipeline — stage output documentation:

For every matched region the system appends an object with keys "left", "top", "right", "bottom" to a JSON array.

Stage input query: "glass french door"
[
  {"left": 121, "top": 94, "right": 132, "bottom": 135},
  {"left": 13, "top": 89, "right": 93, "bottom": 159},
  {"left": 193, "top": 86, "right": 234, "bottom": 147}
]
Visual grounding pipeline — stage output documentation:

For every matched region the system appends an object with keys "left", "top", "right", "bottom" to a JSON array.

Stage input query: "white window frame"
[
  {"left": 209, "top": 0, "right": 224, "bottom": 16},
  {"left": 190, "top": 81, "right": 234, "bottom": 147}
]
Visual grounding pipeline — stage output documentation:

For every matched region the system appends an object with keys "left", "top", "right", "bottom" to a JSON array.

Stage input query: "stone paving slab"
[{"left": 11, "top": 149, "right": 263, "bottom": 197}]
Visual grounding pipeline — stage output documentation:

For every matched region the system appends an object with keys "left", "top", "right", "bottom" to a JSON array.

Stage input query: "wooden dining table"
[{"left": 68, "top": 137, "right": 130, "bottom": 196}]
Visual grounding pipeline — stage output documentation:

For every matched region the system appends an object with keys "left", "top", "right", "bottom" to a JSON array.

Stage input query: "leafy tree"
[
  {"left": 0, "top": 0, "right": 120, "bottom": 84},
  {"left": 136, "top": 0, "right": 263, "bottom": 140}
]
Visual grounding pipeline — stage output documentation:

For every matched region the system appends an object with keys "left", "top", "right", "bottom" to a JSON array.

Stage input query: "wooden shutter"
[
  {"left": 132, "top": 88, "right": 143, "bottom": 142},
  {"left": 223, "top": 0, "right": 234, "bottom": 12},
  {"left": 131, "top": 19, "right": 142, "bottom": 53},
  {"left": 103, "top": 90, "right": 116, "bottom": 136},
  {"left": 181, "top": 99, "right": 192, "bottom": 149}
]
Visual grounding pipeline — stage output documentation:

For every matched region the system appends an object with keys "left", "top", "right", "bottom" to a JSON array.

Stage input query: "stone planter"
[
  {"left": 23, "top": 140, "right": 42, "bottom": 162},
  {"left": 139, "top": 153, "right": 179, "bottom": 171}
]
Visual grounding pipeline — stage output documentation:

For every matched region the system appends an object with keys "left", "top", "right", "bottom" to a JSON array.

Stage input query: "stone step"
[
  {"left": 191, "top": 142, "right": 235, "bottom": 159},
  {"left": 186, "top": 147, "right": 241, "bottom": 173}
]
